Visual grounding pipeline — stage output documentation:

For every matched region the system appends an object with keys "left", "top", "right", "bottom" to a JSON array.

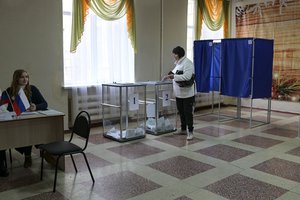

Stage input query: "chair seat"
[{"left": 40, "top": 141, "right": 82, "bottom": 155}]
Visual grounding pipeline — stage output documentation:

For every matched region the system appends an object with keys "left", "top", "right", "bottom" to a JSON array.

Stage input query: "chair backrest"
[{"left": 70, "top": 111, "right": 91, "bottom": 150}]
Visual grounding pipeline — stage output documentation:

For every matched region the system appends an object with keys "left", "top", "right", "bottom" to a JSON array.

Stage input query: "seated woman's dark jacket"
[{"left": 4, "top": 85, "right": 48, "bottom": 111}]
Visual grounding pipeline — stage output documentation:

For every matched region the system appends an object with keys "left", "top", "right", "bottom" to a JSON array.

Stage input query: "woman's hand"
[
  {"left": 29, "top": 103, "right": 36, "bottom": 111},
  {"left": 161, "top": 74, "right": 174, "bottom": 81}
]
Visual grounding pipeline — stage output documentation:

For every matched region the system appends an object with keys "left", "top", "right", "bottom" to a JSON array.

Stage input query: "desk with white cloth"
[{"left": 0, "top": 109, "right": 64, "bottom": 168}]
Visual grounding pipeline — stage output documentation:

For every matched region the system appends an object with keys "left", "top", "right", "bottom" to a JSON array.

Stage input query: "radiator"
[
  {"left": 69, "top": 86, "right": 127, "bottom": 124},
  {"left": 69, "top": 86, "right": 102, "bottom": 125},
  {"left": 194, "top": 92, "right": 224, "bottom": 108}
]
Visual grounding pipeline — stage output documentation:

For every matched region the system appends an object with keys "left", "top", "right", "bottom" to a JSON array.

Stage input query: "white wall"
[
  {"left": 161, "top": 0, "right": 188, "bottom": 76},
  {"left": 135, "top": 0, "right": 161, "bottom": 81},
  {"left": 0, "top": 0, "right": 68, "bottom": 129},
  {"left": 135, "top": 0, "right": 188, "bottom": 81}
]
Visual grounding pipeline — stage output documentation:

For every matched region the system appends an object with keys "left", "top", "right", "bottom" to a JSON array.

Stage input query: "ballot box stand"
[
  {"left": 101, "top": 83, "right": 147, "bottom": 142},
  {"left": 141, "top": 81, "right": 177, "bottom": 135}
]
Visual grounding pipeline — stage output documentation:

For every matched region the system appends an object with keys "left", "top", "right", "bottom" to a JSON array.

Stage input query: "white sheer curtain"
[
  {"left": 63, "top": 6, "right": 134, "bottom": 86},
  {"left": 66, "top": 15, "right": 134, "bottom": 86},
  {"left": 63, "top": 0, "right": 134, "bottom": 122}
]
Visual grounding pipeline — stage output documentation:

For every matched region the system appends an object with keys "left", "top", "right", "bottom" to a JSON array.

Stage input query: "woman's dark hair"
[{"left": 172, "top": 46, "right": 185, "bottom": 58}]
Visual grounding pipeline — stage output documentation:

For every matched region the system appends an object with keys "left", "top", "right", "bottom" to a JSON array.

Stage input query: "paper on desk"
[
  {"left": 38, "top": 109, "right": 64, "bottom": 116},
  {"left": 0, "top": 112, "right": 14, "bottom": 120},
  {"left": 21, "top": 111, "right": 39, "bottom": 115}
]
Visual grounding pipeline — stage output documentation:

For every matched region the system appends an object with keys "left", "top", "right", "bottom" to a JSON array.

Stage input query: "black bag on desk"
[{"left": 175, "top": 70, "right": 195, "bottom": 87}]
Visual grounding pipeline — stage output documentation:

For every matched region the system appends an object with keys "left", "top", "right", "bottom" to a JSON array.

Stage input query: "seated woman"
[{"left": 0, "top": 69, "right": 48, "bottom": 175}]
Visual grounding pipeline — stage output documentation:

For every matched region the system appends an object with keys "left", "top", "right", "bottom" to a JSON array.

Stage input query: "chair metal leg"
[
  {"left": 70, "top": 154, "right": 77, "bottom": 173},
  {"left": 82, "top": 152, "right": 95, "bottom": 183},
  {"left": 9, "top": 149, "right": 12, "bottom": 165},
  {"left": 4, "top": 151, "right": 7, "bottom": 169},
  {"left": 53, "top": 155, "right": 61, "bottom": 192},
  {"left": 40, "top": 150, "right": 44, "bottom": 180},
  {"left": 4, "top": 149, "right": 12, "bottom": 168}
]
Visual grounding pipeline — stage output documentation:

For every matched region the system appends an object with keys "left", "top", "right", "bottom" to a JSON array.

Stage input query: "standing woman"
[
  {"left": 162, "top": 46, "right": 195, "bottom": 140},
  {"left": 1, "top": 69, "right": 48, "bottom": 169}
]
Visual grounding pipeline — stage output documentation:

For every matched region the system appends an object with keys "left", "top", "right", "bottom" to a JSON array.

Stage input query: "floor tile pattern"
[
  {"left": 286, "top": 146, "right": 300, "bottom": 157},
  {"left": 0, "top": 168, "right": 40, "bottom": 192},
  {"left": 174, "top": 196, "right": 193, "bottom": 200},
  {"left": 232, "top": 135, "right": 284, "bottom": 148},
  {"left": 262, "top": 127, "right": 298, "bottom": 138},
  {"left": 107, "top": 142, "right": 164, "bottom": 159},
  {"left": 92, "top": 171, "right": 161, "bottom": 200},
  {"left": 155, "top": 135, "right": 203, "bottom": 147},
  {"left": 195, "top": 144, "right": 254, "bottom": 162},
  {"left": 1, "top": 107, "right": 299, "bottom": 200},
  {"left": 219, "top": 109, "right": 239, "bottom": 117},
  {"left": 22, "top": 192, "right": 68, "bottom": 200},
  {"left": 271, "top": 111, "right": 296, "bottom": 117},
  {"left": 194, "top": 126, "right": 234, "bottom": 137},
  {"left": 223, "top": 119, "right": 260, "bottom": 129},
  {"left": 251, "top": 158, "right": 300, "bottom": 182},
  {"left": 252, "top": 115, "right": 280, "bottom": 122},
  {"left": 86, "top": 134, "right": 112, "bottom": 144},
  {"left": 147, "top": 156, "right": 215, "bottom": 179},
  {"left": 194, "top": 114, "right": 228, "bottom": 122},
  {"left": 64, "top": 153, "right": 113, "bottom": 173},
  {"left": 285, "top": 121, "right": 299, "bottom": 130},
  {"left": 204, "top": 174, "right": 288, "bottom": 200}
]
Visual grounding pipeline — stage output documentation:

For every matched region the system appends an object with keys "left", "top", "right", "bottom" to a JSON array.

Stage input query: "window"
[
  {"left": 186, "top": 0, "right": 224, "bottom": 60},
  {"left": 186, "top": 0, "right": 196, "bottom": 60},
  {"left": 63, "top": 0, "right": 135, "bottom": 87}
]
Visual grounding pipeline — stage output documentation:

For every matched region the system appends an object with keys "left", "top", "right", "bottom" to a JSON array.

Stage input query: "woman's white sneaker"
[
  {"left": 173, "top": 129, "right": 187, "bottom": 135},
  {"left": 187, "top": 133, "right": 193, "bottom": 140}
]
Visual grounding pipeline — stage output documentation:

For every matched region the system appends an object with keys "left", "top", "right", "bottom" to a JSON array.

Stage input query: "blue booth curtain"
[
  {"left": 194, "top": 40, "right": 213, "bottom": 92},
  {"left": 195, "top": 38, "right": 273, "bottom": 98},
  {"left": 221, "top": 38, "right": 253, "bottom": 97},
  {"left": 210, "top": 42, "right": 221, "bottom": 91},
  {"left": 252, "top": 39, "right": 273, "bottom": 98}
]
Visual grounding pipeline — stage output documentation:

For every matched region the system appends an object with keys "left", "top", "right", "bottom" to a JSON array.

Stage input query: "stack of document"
[
  {"left": 0, "top": 112, "right": 15, "bottom": 120},
  {"left": 38, "top": 109, "right": 64, "bottom": 116}
]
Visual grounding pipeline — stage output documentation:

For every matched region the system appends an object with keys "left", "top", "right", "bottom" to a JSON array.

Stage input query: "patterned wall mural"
[{"left": 235, "top": 0, "right": 300, "bottom": 102}]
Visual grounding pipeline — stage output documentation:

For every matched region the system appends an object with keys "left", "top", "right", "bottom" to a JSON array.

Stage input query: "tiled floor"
[{"left": 1, "top": 107, "right": 300, "bottom": 200}]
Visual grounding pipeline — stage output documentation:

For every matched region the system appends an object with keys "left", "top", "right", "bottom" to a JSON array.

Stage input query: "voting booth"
[
  {"left": 194, "top": 40, "right": 221, "bottom": 93},
  {"left": 194, "top": 38, "right": 274, "bottom": 127},
  {"left": 194, "top": 40, "right": 222, "bottom": 115},
  {"left": 101, "top": 83, "right": 146, "bottom": 142},
  {"left": 141, "top": 81, "right": 177, "bottom": 135}
]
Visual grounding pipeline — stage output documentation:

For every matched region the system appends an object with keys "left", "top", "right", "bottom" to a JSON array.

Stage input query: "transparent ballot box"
[
  {"left": 141, "top": 81, "right": 177, "bottom": 135},
  {"left": 101, "top": 83, "right": 146, "bottom": 142}
]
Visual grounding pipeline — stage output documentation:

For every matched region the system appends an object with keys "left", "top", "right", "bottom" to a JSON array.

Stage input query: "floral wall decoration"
[{"left": 235, "top": 0, "right": 300, "bottom": 102}]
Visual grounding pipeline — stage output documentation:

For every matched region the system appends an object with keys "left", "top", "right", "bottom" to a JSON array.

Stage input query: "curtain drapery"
[
  {"left": 195, "top": 0, "right": 230, "bottom": 39},
  {"left": 88, "top": 0, "right": 126, "bottom": 19},
  {"left": 70, "top": 0, "right": 89, "bottom": 53},
  {"left": 66, "top": 11, "right": 134, "bottom": 122},
  {"left": 65, "top": 0, "right": 134, "bottom": 122},
  {"left": 70, "top": 0, "right": 136, "bottom": 53}
]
